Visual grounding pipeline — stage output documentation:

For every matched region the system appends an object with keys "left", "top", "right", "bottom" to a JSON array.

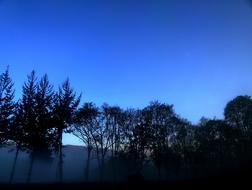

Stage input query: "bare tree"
[{"left": 73, "top": 102, "right": 99, "bottom": 181}]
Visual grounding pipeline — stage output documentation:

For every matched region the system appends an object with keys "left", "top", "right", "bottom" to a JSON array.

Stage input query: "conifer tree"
[
  {"left": 0, "top": 67, "right": 15, "bottom": 145},
  {"left": 53, "top": 79, "right": 81, "bottom": 182}
]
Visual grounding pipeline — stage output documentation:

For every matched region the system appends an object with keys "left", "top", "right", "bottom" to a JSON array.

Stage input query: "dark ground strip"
[{"left": 0, "top": 171, "right": 250, "bottom": 190}]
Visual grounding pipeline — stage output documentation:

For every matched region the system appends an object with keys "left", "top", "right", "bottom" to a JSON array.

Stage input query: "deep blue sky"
[{"left": 1, "top": 0, "right": 252, "bottom": 145}]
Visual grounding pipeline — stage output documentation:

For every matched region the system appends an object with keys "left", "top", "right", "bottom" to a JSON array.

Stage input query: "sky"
[{"left": 0, "top": 0, "right": 252, "bottom": 145}]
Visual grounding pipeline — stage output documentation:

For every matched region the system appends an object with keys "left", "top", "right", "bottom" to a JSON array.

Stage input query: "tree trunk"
[
  {"left": 112, "top": 157, "right": 116, "bottom": 183},
  {"left": 26, "top": 153, "right": 35, "bottom": 184},
  {"left": 85, "top": 148, "right": 91, "bottom": 182},
  {"left": 58, "top": 129, "right": 63, "bottom": 183},
  {"left": 100, "top": 156, "right": 105, "bottom": 182},
  {"left": 94, "top": 144, "right": 101, "bottom": 179},
  {"left": 9, "top": 148, "right": 20, "bottom": 184}
]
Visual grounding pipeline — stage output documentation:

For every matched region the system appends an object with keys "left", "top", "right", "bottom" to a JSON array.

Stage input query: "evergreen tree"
[
  {"left": 0, "top": 67, "right": 15, "bottom": 145},
  {"left": 8, "top": 102, "right": 26, "bottom": 184},
  {"left": 53, "top": 79, "right": 81, "bottom": 182},
  {"left": 17, "top": 70, "right": 38, "bottom": 183},
  {"left": 35, "top": 74, "right": 55, "bottom": 150},
  {"left": 17, "top": 71, "right": 55, "bottom": 183}
]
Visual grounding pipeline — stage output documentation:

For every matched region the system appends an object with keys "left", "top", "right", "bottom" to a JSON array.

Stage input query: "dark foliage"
[
  {"left": 0, "top": 67, "right": 15, "bottom": 145},
  {"left": 1, "top": 67, "right": 252, "bottom": 185}
]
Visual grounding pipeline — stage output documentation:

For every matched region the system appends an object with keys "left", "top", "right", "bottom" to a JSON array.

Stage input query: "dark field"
[{"left": 0, "top": 168, "right": 251, "bottom": 190}]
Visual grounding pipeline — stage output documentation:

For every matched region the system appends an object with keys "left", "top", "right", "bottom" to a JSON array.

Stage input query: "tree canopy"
[{"left": 1, "top": 67, "right": 252, "bottom": 183}]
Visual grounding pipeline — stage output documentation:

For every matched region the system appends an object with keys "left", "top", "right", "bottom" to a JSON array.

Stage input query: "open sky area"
[{"left": 1, "top": 0, "right": 252, "bottom": 145}]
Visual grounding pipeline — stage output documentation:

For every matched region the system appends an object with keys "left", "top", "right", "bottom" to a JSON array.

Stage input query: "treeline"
[{"left": 0, "top": 67, "right": 252, "bottom": 183}]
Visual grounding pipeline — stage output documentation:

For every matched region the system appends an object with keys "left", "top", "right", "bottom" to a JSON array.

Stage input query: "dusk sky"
[{"left": 1, "top": 0, "right": 252, "bottom": 145}]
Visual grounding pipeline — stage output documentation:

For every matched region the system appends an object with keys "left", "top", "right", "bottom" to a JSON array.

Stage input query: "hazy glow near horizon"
[{"left": 1, "top": 0, "right": 252, "bottom": 145}]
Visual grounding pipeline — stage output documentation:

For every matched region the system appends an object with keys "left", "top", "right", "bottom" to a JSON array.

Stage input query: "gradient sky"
[{"left": 1, "top": 0, "right": 252, "bottom": 145}]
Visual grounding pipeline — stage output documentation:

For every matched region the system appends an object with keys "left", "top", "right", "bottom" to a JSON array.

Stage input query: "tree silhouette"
[
  {"left": 194, "top": 118, "right": 245, "bottom": 178},
  {"left": 0, "top": 67, "right": 15, "bottom": 145},
  {"left": 127, "top": 122, "right": 153, "bottom": 179},
  {"left": 224, "top": 95, "right": 252, "bottom": 168},
  {"left": 52, "top": 79, "right": 81, "bottom": 183},
  {"left": 1, "top": 67, "right": 252, "bottom": 184},
  {"left": 224, "top": 95, "right": 252, "bottom": 138},
  {"left": 141, "top": 101, "right": 176, "bottom": 180},
  {"left": 8, "top": 104, "right": 26, "bottom": 184},
  {"left": 91, "top": 104, "right": 116, "bottom": 181},
  {"left": 16, "top": 71, "right": 55, "bottom": 183},
  {"left": 18, "top": 71, "right": 38, "bottom": 183},
  {"left": 0, "top": 67, "right": 18, "bottom": 184},
  {"left": 73, "top": 102, "right": 99, "bottom": 181},
  {"left": 35, "top": 74, "right": 55, "bottom": 145}
]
